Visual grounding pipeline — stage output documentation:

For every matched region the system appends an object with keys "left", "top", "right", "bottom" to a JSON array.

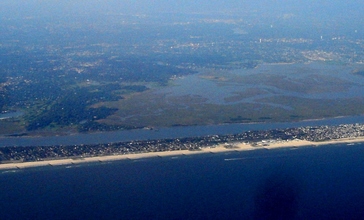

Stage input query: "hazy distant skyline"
[{"left": 1, "top": 0, "right": 363, "bottom": 17}]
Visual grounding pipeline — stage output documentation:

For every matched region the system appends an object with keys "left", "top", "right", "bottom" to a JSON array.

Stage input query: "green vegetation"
[
  {"left": 229, "top": 116, "right": 252, "bottom": 122},
  {"left": 24, "top": 86, "right": 120, "bottom": 130}
]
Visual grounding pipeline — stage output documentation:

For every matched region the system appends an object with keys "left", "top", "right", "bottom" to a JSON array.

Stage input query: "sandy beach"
[{"left": 1, "top": 137, "right": 364, "bottom": 170}]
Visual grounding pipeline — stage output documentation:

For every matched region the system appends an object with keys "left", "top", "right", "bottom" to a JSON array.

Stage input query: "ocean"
[{"left": 1, "top": 143, "right": 364, "bottom": 219}]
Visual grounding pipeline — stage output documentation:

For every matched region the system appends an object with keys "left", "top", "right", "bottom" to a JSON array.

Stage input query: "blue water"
[{"left": 1, "top": 143, "right": 364, "bottom": 219}]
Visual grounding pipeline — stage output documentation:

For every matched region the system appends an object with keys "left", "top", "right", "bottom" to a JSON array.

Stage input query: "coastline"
[{"left": 1, "top": 137, "right": 364, "bottom": 170}]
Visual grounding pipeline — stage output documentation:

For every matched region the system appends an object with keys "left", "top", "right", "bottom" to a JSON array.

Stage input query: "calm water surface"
[{"left": 1, "top": 143, "right": 364, "bottom": 219}]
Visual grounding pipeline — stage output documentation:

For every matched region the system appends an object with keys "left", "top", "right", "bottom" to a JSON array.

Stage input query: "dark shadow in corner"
[{"left": 253, "top": 173, "right": 301, "bottom": 220}]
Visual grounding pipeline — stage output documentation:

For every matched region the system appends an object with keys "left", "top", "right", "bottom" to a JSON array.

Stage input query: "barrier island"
[{"left": 1, "top": 123, "right": 364, "bottom": 170}]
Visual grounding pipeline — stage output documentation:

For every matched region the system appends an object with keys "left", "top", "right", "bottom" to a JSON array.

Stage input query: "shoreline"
[{"left": 1, "top": 137, "right": 364, "bottom": 170}]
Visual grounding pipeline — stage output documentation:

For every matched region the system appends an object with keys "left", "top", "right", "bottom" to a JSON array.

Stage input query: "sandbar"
[{"left": 1, "top": 137, "right": 364, "bottom": 170}]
